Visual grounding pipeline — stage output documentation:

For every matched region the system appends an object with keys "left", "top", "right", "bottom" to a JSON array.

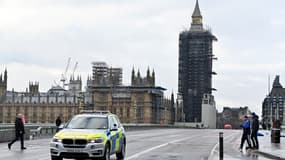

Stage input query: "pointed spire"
[
  {"left": 147, "top": 67, "right": 150, "bottom": 78},
  {"left": 132, "top": 66, "right": 135, "bottom": 71},
  {"left": 137, "top": 69, "right": 141, "bottom": 78},
  {"left": 152, "top": 69, "right": 155, "bottom": 78},
  {"left": 192, "top": 0, "right": 202, "bottom": 18},
  {"left": 190, "top": 0, "right": 203, "bottom": 31},
  {"left": 4, "top": 68, "right": 7, "bottom": 82},
  {"left": 273, "top": 75, "right": 283, "bottom": 88},
  {"left": 152, "top": 69, "right": 155, "bottom": 86}
]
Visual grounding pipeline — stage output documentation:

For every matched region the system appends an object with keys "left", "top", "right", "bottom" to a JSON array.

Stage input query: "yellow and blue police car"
[{"left": 50, "top": 110, "right": 126, "bottom": 160}]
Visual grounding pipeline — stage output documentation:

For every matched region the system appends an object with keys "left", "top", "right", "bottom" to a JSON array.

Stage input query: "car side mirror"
[
  {"left": 59, "top": 124, "right": 65, "bottom": 130},
  {"left": 110, "top": 124, "right": 118, "bottom": 131}
]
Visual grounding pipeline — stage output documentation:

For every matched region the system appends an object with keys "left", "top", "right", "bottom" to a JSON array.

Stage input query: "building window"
[
  {"left": 127, "top": 108, "right": 130, "bottom": 118},
  {"left": 120, "top": 108, "right": 123, "bottom": 118}
]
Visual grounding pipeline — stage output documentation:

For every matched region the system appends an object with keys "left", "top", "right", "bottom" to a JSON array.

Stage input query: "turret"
[
  {"left": 273, "top": 75, "right": 283, "bottom": 88},
  {"left": 171, "top": 91, "right": 175, "bottom": 106},
  {"left": 4, "top": 68, "right": 7, "bottom": 83},
  {"left": 147, "top": 67, "right": 150, "bottom": 78},
  {"left": 137, "top": 70, "right": 141, "bottom": 78},
  {"left": 131, "top": 67, "right": 135, "bottom": 85},
  {"left": 152, "top": 69, "right": 155, "bottom": 86}
]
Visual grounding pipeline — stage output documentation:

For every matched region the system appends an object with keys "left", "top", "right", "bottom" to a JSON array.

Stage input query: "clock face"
[{"left": 193, "top": 17, "right": 202, "bottom": 24}]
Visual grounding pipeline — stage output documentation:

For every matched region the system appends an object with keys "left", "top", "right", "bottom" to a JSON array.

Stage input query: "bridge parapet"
[
  {"left": 0, "top": 123, "right": 194, "bottom": 142},
  {"left": 0, "top": 124, "right": 57, "bottom": 143}
]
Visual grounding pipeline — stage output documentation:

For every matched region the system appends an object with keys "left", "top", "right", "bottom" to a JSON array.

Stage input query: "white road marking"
[
  {"left": 126, "top": 136, "right": 196, "bottom": 160},
  {"left": 208, "top": 132, "right": 238, "bottom": 160}
]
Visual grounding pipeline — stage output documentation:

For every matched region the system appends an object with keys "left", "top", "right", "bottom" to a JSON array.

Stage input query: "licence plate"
[{"left": 65, "top": 148, "right": 84, "bottom": 153}]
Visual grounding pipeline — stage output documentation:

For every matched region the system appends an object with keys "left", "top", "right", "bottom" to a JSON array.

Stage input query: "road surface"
[{"left": 0, "top": 128, "right": 272, "bottom": 160}]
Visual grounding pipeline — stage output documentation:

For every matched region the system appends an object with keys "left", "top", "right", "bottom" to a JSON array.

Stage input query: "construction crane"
[
  {"left": 72, "top": 62, "right": 78, "bottom": 79},
  {"left": 60, "top": 57, "right": 71, "bottom": 88}
]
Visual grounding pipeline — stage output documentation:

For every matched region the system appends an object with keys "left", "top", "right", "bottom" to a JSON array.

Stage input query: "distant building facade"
[
  {"left": 0, "top": 68, "right": 91, "bottom": 123},
  {"left": 201, "top": 94, "right": 217, "bottom": 128},
  {"left": 178, "top": 0, "right": 217, "bottom": 122},
  {"left": 0, "top": 69, "right": 7, "bottom": 103},
  {"left": 91, "top": 62, "right": 122, "bottom": 86},
  {"left": 216, "top": 106, "right": 251, "bottom": 129},
  {"left": 262, "top": 75, "right": 285, "bottom": 129},
  {"left": 89, "top": 68, "right": 175, "bottom": 124},
  {"left": 175, "top": 94, "right": 184, "bottom": 122},
  {"left": 1, "top": 64, "right": 174, "bottom": 124}
]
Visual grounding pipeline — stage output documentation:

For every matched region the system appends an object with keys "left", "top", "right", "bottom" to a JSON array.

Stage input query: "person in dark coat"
[
  {"left": 8, "top": 114, "right": 26, "bottom": 150},
  {"left": 55, "top": 116, "right": 62, "bottom": 132},
  {"left": 239, "top": 115, "right": 252, "bottom": 151},
  {"left": 251, "top": 112, "right": 259, "bottom": 149}
]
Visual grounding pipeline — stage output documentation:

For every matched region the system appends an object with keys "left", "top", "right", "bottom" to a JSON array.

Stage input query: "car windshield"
[{"left": 65, "top": 116, "right": 108, "bottom": 129}]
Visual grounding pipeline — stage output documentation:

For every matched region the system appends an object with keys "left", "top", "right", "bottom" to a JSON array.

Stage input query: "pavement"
[
  {"left": 210, "top": 130, "right": 285, "bottom": 160},
  {"left": 252, "top": 130, "right": 285, "bottom": 160}
]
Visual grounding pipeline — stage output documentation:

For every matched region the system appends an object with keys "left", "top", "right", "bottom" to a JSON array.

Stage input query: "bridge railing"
[
  {"left": 0, "top": 124, "right": 58, "bottom": 143},
  {"left": 0, "top": 123, "right": 194, "bottom": 143}
]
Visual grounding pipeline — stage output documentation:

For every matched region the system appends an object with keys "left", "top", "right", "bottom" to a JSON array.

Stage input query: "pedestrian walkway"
[
  {"left": 209, "top": 130, "right": 285, "bottom": 160},
  {"left": 252, "top": 130, "right": 285, "bottom": 160}
]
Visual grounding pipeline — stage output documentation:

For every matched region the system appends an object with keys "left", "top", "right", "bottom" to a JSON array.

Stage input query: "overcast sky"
[{"left": 1, "top": 0, "right": 285, "bottom": 116}]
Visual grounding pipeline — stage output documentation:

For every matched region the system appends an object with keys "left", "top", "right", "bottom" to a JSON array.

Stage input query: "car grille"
[
  {"left": 62, "top": 139, "right": 87, "bottom": 148},
  {"left": 62, "top": 139, "right": 73, "bottom": 144},
  {"left": 75, "top": 139, "right": 87, "bottom": 145}
]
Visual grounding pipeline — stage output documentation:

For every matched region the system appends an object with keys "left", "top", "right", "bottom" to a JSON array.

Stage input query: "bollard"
[
  {"left": 271, "top": 128, "right": 280, "bottom": 143},
  {"left": 219, "top": 132, "right": 223, "bottom": 160}
]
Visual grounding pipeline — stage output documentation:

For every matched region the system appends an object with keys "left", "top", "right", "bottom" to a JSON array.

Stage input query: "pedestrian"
[
  {"left": 8, "top": 114, "right": 27, "bottom": 150},
  {"left": 55, "top": 116, "right": 62, "bottom": 132},
  {"left": 251, "top": 112, "right": 259, "bottom": 149},
  {"left": 239, "top": 115, "right": 252, "bottom": 151}
]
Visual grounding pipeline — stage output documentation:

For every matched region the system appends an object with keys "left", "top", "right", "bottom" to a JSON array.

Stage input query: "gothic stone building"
[
  {"left": 1, "top": 66, "right": 175, "bottom": 124},
  {"left": 0, "top": 70, "right": 86, "bottom": 124},
  {"left": 89, "top": 68, "right": 175, "bottom": 124},
  {"left": 262, "top": 75, "right": 285, "bottom": 129}
]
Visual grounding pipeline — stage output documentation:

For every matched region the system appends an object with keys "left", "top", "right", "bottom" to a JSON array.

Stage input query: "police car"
[{"left": 50, "top": 110, "right": 126, "bottom": 160}]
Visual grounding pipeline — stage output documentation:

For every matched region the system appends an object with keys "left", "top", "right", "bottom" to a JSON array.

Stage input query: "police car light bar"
[{"left": 80, "top": 110, "right": 110, "bottom": 114}]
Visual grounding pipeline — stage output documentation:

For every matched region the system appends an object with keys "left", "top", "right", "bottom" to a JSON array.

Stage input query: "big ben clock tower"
[{"left": 178, "top": 0, "right": 217, "bottom": 122}]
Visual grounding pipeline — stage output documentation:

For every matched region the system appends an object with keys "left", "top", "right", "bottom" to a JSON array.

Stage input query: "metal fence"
[{"left": 0, "top": 124, "right": 58, "bottom": 143}]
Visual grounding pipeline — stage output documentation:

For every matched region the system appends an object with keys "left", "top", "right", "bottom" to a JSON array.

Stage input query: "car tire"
[
  {"left": 51, "top": 156, "right": 63, "bottom": 160},
  {"left": 116, "top": 141, "right": 126, "bottom": 159},
  {"left": 102, "top": 143, "right": 110, "bottom": 160}
]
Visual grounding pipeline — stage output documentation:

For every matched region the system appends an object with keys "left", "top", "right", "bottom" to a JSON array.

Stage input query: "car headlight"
[
  {"left": 52, "top": 137, "right": 62, "bottom": 143},
  {"left": 89, "top": 138, "right": 104, "bottom": 143}
]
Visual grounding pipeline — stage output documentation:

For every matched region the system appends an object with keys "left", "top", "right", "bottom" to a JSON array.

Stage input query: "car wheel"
[
  {"left": 116, "top": 142, "right": 126, "bottom": 159},
  {"left": 102, "top": 143, "right": 110, "bottom": 160},
  {"left": 51, "top": 156, "right": 63, "bottom": 160}
]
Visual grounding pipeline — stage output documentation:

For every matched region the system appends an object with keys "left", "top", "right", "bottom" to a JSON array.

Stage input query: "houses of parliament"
[{"left": 0, "top": 62, "right": 177, "bottom": 124}]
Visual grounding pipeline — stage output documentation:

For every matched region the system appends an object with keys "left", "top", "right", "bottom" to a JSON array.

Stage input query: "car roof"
[
  {"left": 75, "top": 114, "right": 109, "bottom": 118},
  {"left": 75, "top": 110, "right": 115, "bottom": 118}
]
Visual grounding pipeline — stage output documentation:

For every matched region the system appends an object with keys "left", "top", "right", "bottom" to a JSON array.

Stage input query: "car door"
[
  {"left": 113, "top": 115, "right": 124, "bottom": 152},
  {"left": 109, "top": 116, "right": 119, "bottom": 154}
]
